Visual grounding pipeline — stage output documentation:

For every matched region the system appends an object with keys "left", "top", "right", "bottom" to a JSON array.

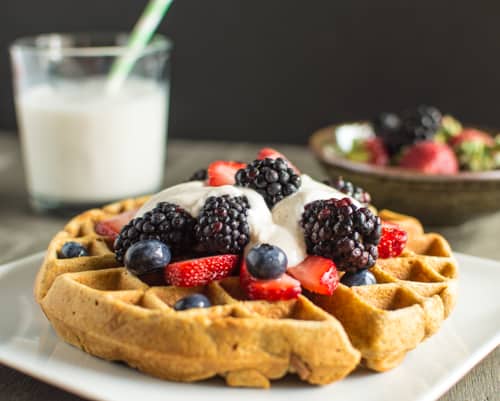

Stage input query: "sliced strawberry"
[
  {"left": 398, "top": 141, "right": 459, "bottom": 174},
  {"left": 449, "top": 128, "right": 495, "bottom": 148},
  {"left": 240, "top": 262, "right": 301, "bottom": 301},
  {"left": 257, "top": 147, "right": 300, "bottom": 174},
  {"left": 207, "top": 161, "right": 247, "bottom": 186},
  {"left": 287, "top": 256, "right": 339, "bottom": 295},
  {"left": 165, "top": 254, "right": 239, "bottom": 287},
  {"left": 95, "top": 209, "right": 137, "bottom": 239},
  {"left": 378, "top": 221, "right": 408, "bottom": 258}
]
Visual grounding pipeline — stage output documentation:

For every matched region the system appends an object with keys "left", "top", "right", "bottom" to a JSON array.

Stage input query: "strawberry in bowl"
[{"left": 310, "top": 106, "right": 500, "bottom": 224}]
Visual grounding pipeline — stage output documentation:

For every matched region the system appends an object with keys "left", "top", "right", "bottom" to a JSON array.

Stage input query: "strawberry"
[
  {"left": 207, "top": 161, "right": 247, "bottom": 186},
  {"left": 398, "top": 141, "right": 459, "bottom": 174},
  {"left": 257, "top": 147, "right": 300, "bottom": 174},
  {"left": 287, "top": 256, "right": 339, "bottom": 295},
  {"left": 95, "top": 209, "right": 137, "bottom": 239},
  {"left": 449, "top": 129, "right": 495, "bottom": 148},
  {"left": 347, "top": 137, "right": 389, "bottom": 166},
  {"left": 378, "top": 221, "right": 408, "bottom": 258},
  {"left": 165, "top": 254, "right": 239, "bottom": 287},
  {"left": 240, "top": 262, "right": 301, "bottom": 301},
  {"left": 364, "top": 137, "right": 390, "bottom": 166}
]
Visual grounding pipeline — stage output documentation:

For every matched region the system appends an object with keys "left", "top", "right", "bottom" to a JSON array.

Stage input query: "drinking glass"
[{"left": 10, "top": 32, "right": 172, "bottom": 215}]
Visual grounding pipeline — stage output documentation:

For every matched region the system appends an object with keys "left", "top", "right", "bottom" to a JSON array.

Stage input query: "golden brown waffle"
[{"left": 34, "top": 198, "right": 458, "bottom": 388}]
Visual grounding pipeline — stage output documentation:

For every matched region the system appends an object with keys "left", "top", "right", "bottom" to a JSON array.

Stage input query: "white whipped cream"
[{"left": 136, "top": 175, "right": 357, "bottom": 266}]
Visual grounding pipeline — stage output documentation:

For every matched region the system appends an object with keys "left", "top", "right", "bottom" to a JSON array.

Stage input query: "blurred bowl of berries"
[{"left": 310, "top": 105, "right": 500, "bottom": 225}]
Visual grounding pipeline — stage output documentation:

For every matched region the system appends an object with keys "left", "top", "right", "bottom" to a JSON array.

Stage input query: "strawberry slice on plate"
[
  {"left": 240, "top": 262, "right": 301, "bottom": 301},
  {"left": 165, "top": 254, "right": 239, "bottom": 287},
  {"left": 378, "top": 221, "right": 408, "bottom": 258},
  {"left": 207, "top": 161, "right": 247, "bottom": 186},
  {"left": 257, "top": 147, "right": 301, "bottom": 174},
  {"left": 287, "top": 256, "right": 339, "bottom": 295},
  {"left": 95, "top": 209, "right": 137, "bottom": 239}
]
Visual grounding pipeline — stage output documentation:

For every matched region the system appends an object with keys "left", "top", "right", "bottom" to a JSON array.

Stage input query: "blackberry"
[
  {"left": 372, "top": 112, "right": 402, "bottom": 156},
  {"left": 374, "top": 106, "right": 442, "bottom": 155},
  {"left": 194, "top": 195, "right": 250, "bottom": 254},
  {"left": 300, "top": 197, "right": 381, "bottom": 273},
  {"left": 188, "top": 168, "right": 207, "bottom": 181},
  {"left": 114, "top": 202, "right": 196, "bottom": 263},
  {"left": 235, "top": 158, "right": 301, "bottom": 208},
  {"left": 324, "top": 177, "right": 371, "bottom": 205}
]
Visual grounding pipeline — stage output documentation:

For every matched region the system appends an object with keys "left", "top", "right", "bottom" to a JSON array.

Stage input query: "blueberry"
[
  {"left": 124, "top": 240, "right": 171, "bottom": 276},
  {"left": 174, "top": 294, "right": 212, "bottom": 311},
  {"left": 341, "top": 269, "right": 377, "bottom": 287},
  {"left": 246, "top": 244, "right": 287, "bottom": 279},
  {"left": 60, "top": 242, "right": 89, "bottom": 258}
]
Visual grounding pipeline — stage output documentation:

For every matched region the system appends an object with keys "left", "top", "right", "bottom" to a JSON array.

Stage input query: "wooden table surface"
[{"left": 0, "top": 134, "right": 498, "bottom": 401}]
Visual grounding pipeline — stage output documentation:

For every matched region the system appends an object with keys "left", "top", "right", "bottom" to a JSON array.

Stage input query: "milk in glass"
[{"left": 16, "top": 78, "right": 168, "bottom": 204}]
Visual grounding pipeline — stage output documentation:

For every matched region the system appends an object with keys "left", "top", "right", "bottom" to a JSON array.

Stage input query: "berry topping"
[
  {"left": 398, "top": 141, "right": 458, "bottom": 174},
  {"left": 374, "top": 106, "right": 442, "bottom": 155},
  {"left": 240, "top": 262, "right": 301, "bottom": 301},
  {"left": 257, "top": 147, "right": 301, "bottom": 174},
  {"left": 301, "top": 197, "right": 381, "bottom": 273},
  {"left": 340, "top": 269, "right": 377, "bottom": 287},
  {"left": 165, "top": 254, "right": 239, "bottom": 287},
  {"left": 287, "top": 256, "right": 339, "bottom": 295},
  {"left": 378, "top": 221, "right": 408, "bottom": 258},
  {"left": 124, "top": 240, "right": 172, "bottom": 276},
  {"left": 188, "top": 168, "right": 208, "bottom": 181},
  {"left": 324, "top": 176, "right": 372, "bottom": 205},
  {"left": 194, "top": 195, "right": 250, "bottom": 254},
  {"left": 95, "top": 209, "right": 137, "bottom": 240},
  {"left": 246, "top": 244, "right": 287, "bottom": 280},
  {"left": 207, "top": 161, "right": 247, "bottom": 186},
  {"left": 114, "top": 202, "right": 196, "bottom": 263},
  {"left": 235, "top": 158, "right": 301, "bottom": 208},
  {"left": 174, "top": 294, "right": 212, "bottom": 311},
  {"left": 59, "top": 242, "right": 89, "bottom": 259}
]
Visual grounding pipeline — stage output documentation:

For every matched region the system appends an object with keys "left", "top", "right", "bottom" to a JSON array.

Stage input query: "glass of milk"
[{"left": 10, "top": 33, "right": 171, "bottom": 214}]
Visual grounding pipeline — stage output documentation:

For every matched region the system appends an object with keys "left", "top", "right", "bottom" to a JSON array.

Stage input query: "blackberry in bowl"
[{"left": 374, "top": 106, "right": 442, "bottom": 156}]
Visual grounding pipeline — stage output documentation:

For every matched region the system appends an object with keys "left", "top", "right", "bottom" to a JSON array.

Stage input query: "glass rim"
[{"left": 10, "top": 32, "right": 172, "bottom": 57}]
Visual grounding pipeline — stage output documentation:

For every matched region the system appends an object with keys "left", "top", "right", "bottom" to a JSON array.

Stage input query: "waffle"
[{"left": 34, "top": 198, "right": 458, "bottom": 388}]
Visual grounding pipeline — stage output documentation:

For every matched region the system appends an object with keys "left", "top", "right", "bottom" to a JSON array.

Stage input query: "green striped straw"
[{"left": 107, "top": 0, "right": 173, "bottom": 93}]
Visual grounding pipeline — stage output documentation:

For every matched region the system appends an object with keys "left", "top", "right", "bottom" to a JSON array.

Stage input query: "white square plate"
[{"left": 0, "top": 252, "right": 498, "bottom": 401}]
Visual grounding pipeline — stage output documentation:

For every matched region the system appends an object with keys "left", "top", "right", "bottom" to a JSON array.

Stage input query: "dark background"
[{"left": 1, "top": 0, "right": 499, "bottom": 143}]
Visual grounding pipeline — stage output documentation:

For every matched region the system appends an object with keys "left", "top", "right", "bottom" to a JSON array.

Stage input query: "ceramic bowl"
[{"left": 309, "top": 124, "right": 500, "bottom": 226}]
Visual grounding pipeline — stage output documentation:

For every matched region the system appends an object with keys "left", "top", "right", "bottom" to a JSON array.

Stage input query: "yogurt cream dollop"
[{"left": 136, "top": 175, "right": 359, "bottom": 266}]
